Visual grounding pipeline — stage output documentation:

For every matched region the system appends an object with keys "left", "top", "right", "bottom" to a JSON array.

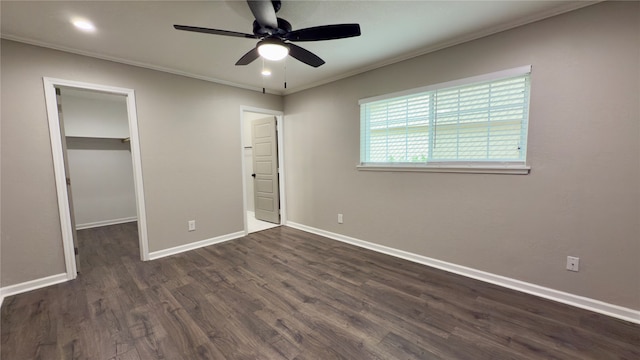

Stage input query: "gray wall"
[
  {"left": 61, "top": 90, "right": 137, "bottom": 228},
  {"left": 61, "top": 89, "right": 130, "bottom": 139},
  {"left": 283, "top": 2, "right": 640, "bottom": 309},
  {"left": 0, "top": 40, "right": 282, "bottom": 286},
  {"left": 66, "top": 137, "right": 137, "bottom": 228}
]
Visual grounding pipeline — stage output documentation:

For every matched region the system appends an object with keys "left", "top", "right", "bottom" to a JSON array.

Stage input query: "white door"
[
  {"left": 252, "top": 117, "right": 280, "bottom": 224},
  {"left": 56, "top": 87, "right": 80, "bottom": 273}
]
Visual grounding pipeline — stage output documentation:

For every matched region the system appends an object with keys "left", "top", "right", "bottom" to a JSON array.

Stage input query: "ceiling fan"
[{"left": 174, "top": 0, "right": 361, "bottom": 68}]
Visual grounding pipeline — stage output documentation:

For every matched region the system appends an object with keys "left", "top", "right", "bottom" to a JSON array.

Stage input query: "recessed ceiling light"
[
  {"left": 261, "top": 69, "right": 272, "bottom": 76},
  {"left": 72, "top": 18, "right": 96, "bottom": 32}
]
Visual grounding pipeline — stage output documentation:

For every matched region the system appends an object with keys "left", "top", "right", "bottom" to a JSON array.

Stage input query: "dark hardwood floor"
[{"left": 1, "top": 223, "right": 638, "bottom": 359}]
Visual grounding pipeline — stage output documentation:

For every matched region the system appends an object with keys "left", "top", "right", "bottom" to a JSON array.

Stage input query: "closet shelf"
[{"left": 66, "top": 135, "right": 130, "bottom": 142}]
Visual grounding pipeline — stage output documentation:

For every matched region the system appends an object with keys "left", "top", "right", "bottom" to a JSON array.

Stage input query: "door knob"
[{"left": 251, "top": 173, "right": 256, "bottom": 178}]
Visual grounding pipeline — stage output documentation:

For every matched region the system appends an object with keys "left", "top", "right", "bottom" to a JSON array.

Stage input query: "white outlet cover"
[{"left": 566, "top": 256, "right": 579, "bottom": 271}]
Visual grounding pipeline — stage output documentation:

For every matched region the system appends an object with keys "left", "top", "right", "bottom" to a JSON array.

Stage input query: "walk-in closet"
[{"left": 57, "top": 87, "right": 139, "bottom": 269}]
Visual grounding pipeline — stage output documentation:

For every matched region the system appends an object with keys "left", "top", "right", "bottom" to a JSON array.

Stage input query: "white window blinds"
[{"left": 360, "top": 66, "right": 531, "bottom": 168}]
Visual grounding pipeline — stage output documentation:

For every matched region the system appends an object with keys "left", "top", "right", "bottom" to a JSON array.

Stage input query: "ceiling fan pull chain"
[{"left": 262, "top": 58, "right": 266, "bottom": 94}]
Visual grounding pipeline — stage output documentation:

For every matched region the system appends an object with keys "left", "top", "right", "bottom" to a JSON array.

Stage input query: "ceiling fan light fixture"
[{"left": 258, "top": 39, "right": 289, "bottom": 61}]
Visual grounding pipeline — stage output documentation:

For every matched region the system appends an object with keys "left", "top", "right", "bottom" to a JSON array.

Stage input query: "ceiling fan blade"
[
  {"left": 236, "top": 48, "right": 260, "bottom": 66},
  {"left": 285, "top": 24, "right": 361, "bottom": 42},
  {"left": 247, "top": 0, "right": 278, "bottom": 29},
  {"left": 174, "top": 25, "right": 256, "bottom": 39},
  {"left": 288, "top": 43, "right": 325, "bottom": 68}
]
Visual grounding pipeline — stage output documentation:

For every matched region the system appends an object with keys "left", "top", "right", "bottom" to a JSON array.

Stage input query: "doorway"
[
  {"left": 241, "top": 107, "right": 285, "bottom": 234},
  {"left": 44, "top": 78, "right": 149, "bottom": 280}
]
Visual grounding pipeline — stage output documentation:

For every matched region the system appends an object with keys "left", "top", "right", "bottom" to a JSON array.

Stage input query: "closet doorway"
[
  {"left": 241, "top": 107, "right": 285, "bottom": 234},
  {"left": 44, "top": 78, "right": 149, "bottom": 280}
]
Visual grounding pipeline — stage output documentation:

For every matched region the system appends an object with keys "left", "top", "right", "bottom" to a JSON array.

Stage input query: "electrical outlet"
[
  {"left": 338, "top": 213, "right": 343, "bottom": 224},
  {"left": 566, "top": 256, "right": 579, "bottom": 272},
  {"left": 188, "top": 220, "right": 196, "bottom": 232}
]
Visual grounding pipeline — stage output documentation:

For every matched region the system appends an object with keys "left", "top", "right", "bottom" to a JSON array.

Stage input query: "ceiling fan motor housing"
[{"left": 253, "top": 18, "right": 291, "bottom": 37}]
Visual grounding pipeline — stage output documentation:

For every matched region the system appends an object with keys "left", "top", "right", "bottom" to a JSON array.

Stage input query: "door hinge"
[
  {"left": 66, "top": 177, "right": 71, "bottom": 185},
  {"left": 74, "top": 247, "right": 79, "bottom": 255}
]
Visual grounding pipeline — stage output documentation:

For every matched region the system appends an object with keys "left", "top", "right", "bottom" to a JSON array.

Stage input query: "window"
[{"left": 359, "top": 66, "right": 531, "bottom": 174}]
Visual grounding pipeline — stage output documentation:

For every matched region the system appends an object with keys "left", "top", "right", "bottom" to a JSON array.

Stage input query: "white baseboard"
[
  {"left": 0, "top": 273, "right": 69, "bottom": 306},
  {"left": 76, "top": 217, "right": 138, "bottom": 230},
  {"left": 285, "top": 221, "right": 640, "bottom": 324},
  {"left": 148, "top": 231, "right": 245, "bottom": 260}
]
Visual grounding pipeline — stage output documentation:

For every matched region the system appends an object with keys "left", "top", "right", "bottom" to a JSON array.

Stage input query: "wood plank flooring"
[{"left": 1, "top": 223, "right": 638, "bottom": 359}]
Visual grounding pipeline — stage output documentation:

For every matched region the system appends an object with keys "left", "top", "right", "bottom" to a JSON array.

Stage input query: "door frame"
[
  {"left": 43, "top": 77, "right": 150, "bottom": 280},
  {"left": 240, "top": 106, "right": 286, "bottom": 235}
]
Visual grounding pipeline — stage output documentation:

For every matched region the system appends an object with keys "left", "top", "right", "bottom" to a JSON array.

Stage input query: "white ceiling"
[{"left": 1, "top": 1, "right": 596, "bottom": 95}]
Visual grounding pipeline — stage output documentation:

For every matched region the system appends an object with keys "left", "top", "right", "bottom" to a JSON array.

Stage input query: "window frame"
[{"left": 358, "top": 66, "right": 532, "bottom": 175}]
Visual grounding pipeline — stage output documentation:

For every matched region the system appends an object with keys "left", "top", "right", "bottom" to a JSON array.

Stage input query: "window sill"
[{"left": 356, "top": 163, "right": 530, "bottom": 175}]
